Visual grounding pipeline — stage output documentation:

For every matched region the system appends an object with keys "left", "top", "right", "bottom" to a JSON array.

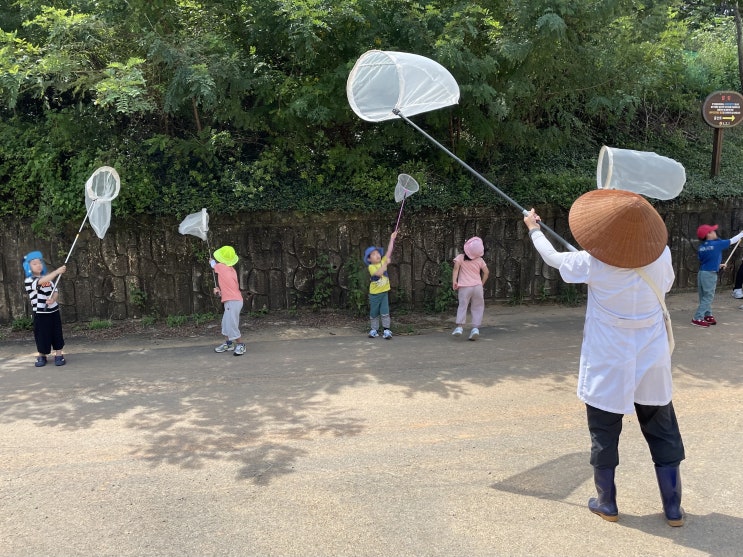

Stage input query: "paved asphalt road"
[{"left": 2, "top": 290, "right": 743, "bottom": 557}]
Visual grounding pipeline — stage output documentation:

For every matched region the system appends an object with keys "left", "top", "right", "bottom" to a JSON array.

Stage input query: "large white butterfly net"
[
  {"left": 596, "top": 146, "right": 686, "bottom": 201},
  {"left": 347, "top": 50, "right": 460, "bottom": 122}
]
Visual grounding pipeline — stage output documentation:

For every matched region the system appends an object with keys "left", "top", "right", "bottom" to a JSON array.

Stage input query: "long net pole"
[
  {"left": 392, "top": 109, "right": 577, "bottom": 252},
  {"left": 49, "top": 199, "right": 98, "bottom": 301}
]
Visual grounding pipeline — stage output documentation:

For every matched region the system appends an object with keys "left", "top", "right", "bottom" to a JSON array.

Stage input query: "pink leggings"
[{"left": 456, "top": 284, "right": 484, "bottom": 327}]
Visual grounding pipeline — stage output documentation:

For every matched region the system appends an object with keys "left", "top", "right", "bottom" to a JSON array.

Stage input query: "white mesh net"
[
  {"left": 85, "top": 166, "right": 120, "bottom": 239},
  {"left": 596, "top": 147, "right": 685, "bottom": 201},
  {"left": 347, "top": 50, "right": 460, "bottom": 122},
  {"left": 394, "top": 174, "right": 419, "bottom": 203},
  {"left": 178, "top": 208, "right": 210, "bottom": 242}
]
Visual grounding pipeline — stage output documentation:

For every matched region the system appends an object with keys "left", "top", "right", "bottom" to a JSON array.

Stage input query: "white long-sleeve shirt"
[{"left": 530, "top": 230, "right": 675, "bottom": 414}]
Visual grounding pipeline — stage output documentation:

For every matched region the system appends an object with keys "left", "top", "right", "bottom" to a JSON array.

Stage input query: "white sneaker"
[
  {"left": 468, "top": 328, "right": 480, "bottom": 341},
  {"left": 733, "top": 289, "right": 743, "bottom": 299},
  {"left": 452, "top": 326, "right": 463, "bottom": 336},
  {"left": 368, "top": 329, "right": 379, "bottom": 338},
  {"left": 383, "top": 329, "right": 392, "bottom": 339},
  {"left": 234, "top": 343, "right": 246, "bottom": 356},
  {"left": 215, "top": 342, "right": 234, "bottom": 353}
]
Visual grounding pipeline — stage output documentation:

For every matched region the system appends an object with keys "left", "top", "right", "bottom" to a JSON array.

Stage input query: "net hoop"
[
  {"left": 347, "top": 50, "right": 460, "bottom": 122},
  {"left": 394, "top": 174, "right": 420, "bottom": 203},
  {"left": 85, "top": 166, "right": 121, "bottom": 202}
]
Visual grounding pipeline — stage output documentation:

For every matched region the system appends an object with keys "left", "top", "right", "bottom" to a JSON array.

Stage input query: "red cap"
[{"left": 697, "top": 224, "right": 718, "bottom": 240}]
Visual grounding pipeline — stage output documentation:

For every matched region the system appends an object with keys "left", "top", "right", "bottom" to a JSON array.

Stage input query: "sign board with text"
[{"left": 702, "top": 90, "right": 743, "bottom": 128}]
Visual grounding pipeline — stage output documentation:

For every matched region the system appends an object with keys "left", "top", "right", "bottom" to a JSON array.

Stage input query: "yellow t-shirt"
[{"left": 368, "top": 256, "right": 390, "bottom": 294}]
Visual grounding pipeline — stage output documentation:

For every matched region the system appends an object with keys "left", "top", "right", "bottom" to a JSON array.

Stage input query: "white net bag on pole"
[
  {"left": 178, "top": 208, "right": 210, "bottom": 241},
  {"left": 51, "top": 166, "right": 120, "bottom": 299},
  {"left": 85, "top": 166, "right": 121, "bottom": 239},
  {"left": 178, "top": 208, "right": 217, "bottom": 288},
  {"left": 393, "top": 174, "right": 419, "bottom": 233},
  {"left": 347, "top": 50, "right": 460, "bottom": 122},
  {"left": 596, "top": 146, "right": 685, "bottom": 201}
]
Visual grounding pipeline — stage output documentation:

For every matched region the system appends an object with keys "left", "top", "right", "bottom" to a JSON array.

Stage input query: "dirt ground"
[{"left": 0, "top": 305, "right": 460, "bottom": 345}]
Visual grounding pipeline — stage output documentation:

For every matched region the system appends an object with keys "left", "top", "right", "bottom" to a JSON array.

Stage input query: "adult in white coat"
[{"left": 523, "top": 189, "right": 685, "bottom": 526}]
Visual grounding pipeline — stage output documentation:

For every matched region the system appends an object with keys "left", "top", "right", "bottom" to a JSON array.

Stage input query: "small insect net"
[
  {"left": 178, "top": 208, "right": 210, "bottom": 242},
  {"left": 394, "top": 174, "right": 419, "bottom": 233},
  {"left": 51, "top": 166, "right": 120, "bottom": 299},
  {"left": 178, "top": 208, "right": 217, "bottom": 288},
  {"left": 85, "top": 166, "right": 121, "bottom": 239},
  {"left": 395, "top": 174, "right": 420, "bottom": 203}
]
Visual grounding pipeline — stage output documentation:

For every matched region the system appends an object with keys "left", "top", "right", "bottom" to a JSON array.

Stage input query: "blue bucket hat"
[
  {"left": 22, "top": 251, "right": 47, "bottom": 278},
  {"left": 364, "top": 246, "right": 384, "bottom": 265}
]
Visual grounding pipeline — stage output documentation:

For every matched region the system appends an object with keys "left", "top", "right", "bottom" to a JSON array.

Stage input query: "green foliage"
[
  {"left": 343, "top": 257, "right": 368, "bottom": 317},
  {"left": 1, "top": 0, "right": 743, "bottom": 231},
  {"left": 432, "top": 261, "right": 457, "bottom": 313},
  {"left": 11, "top": 316, "right": 33, "bottom": 331},
  {"left": 192, "top": 312, "right": 218, "bottom": 325},
  {"left": 557, "top": 284, "right": 584, "bottom": 307},
  {"left": 141, "top": 315, "right": 157, "bottom": 327},
  {"left": 129, "top": 286, "right": 148, "bottom": 312},
  {"left": 88, "top": 318, "right": 113, "bottom": 330},
  {"left": 249, "top": 306, "right": 269, "bottom": 317},
  {"left": 311, "top": 253, "right": 334, "bottom": 309},
  {"left": 166, "top": 314, "right": 189, "bottom": 327}
]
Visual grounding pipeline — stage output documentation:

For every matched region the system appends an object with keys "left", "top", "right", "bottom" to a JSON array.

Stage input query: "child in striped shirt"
[{"left": 22, "top": 251, "right": 67, "bottom": 367}]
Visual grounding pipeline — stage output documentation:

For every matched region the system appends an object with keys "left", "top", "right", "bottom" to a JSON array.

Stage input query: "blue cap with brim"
[{"left": 364, "top": 246, "right": 384, "bottom": 265}]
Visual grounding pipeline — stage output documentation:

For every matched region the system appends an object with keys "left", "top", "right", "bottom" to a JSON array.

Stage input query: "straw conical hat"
[{"left": 568, "top": 189, "right": 667, "bottom": 268}]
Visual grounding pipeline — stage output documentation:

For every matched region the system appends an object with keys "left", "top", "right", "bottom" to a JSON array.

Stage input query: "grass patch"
[
  {"left": 11, "top": 316, "right": 33, "bottom": 331},
  {"left": 88, "top": 319, "right": 113, "bottom": 330},
  {"left": 166, "top": 315, "right": 190, "bottom": 327}
]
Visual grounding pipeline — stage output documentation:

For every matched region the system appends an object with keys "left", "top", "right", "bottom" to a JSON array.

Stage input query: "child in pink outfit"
[{"left": 451, "top": 236, "right": 489, "bottom": 340}]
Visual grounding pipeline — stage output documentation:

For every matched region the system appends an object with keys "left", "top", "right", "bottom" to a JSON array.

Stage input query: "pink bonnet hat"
[{"left": 464, "top": 236, "right": 484, "bottom": 259}]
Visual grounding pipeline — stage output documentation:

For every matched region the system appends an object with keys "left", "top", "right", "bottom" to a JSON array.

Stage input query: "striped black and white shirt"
[{"left": 24, "top": 276, "right": 59, "bottom": 314}]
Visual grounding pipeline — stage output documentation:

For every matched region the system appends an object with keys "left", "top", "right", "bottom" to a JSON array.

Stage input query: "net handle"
[
  {"left": 392, "top": 109, "right": 577, "bottom": 252},
  {"left": 49, "top": 199, "right": 98, "bottom": 300}
]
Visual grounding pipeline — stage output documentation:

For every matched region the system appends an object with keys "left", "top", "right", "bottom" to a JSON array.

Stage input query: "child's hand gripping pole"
[{"left": 723, "top": 238, "right": 742, "bottom": 269}]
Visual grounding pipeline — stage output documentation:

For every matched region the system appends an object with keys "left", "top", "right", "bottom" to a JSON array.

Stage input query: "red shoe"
[
  {"left": 691, "top": 319, "right": 710, "bottom": 328},
  {"left": 704, "top": 315, "right": 717, "bottom": 325}
]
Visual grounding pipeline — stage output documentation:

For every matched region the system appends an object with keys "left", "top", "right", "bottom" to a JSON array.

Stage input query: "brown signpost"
[{"left": 702, "top": 90, "right": 743, "bottom": 177}]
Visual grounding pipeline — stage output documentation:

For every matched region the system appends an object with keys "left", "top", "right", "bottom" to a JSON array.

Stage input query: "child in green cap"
[{"left": 210, "top": 246, "right": 246, "bottom": 355}]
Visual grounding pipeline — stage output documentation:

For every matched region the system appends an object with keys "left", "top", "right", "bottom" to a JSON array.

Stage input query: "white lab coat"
[{"left": 531, "top": 232, "right": 675, "bottom": 414}]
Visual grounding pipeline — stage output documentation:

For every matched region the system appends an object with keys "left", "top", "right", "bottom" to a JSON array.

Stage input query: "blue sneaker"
[
  {"left": 383, "top": 329, "right": 392, "bottom": 339},
  {"left": 368, "top": 329, "right": 379, "bottom": 338},
  {"left": 35, "top": 356, "right": 47, "bottom": 367}
]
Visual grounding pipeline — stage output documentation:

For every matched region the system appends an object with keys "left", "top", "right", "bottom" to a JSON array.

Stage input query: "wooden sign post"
[{"left": 701, "top": 90, "right": 743, "bottom": 177}]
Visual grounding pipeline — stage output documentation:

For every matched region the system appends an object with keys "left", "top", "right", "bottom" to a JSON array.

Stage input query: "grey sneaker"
[
  {"left": 368, "top": 329, "right": 379, "bottom": 338},
  {"left": 234, "top": 343, "right": 246, "bottom": 356},
  {"left": 468, "top": 328, "right": 480, "bottom": 341},
  {"left": 452, "top": 326, "right": 463, "bottom": 336},
  {"left": 733, "top": 288, "right": 743, "bottom": 299},
  {"left": 215, "top": 341, "right": 234, "bottom": 353}
]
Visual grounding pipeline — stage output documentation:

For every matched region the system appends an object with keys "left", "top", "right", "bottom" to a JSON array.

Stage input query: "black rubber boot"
[
  {"left": 588, "top": 467, "right": 618, "bottom": 522},
  {"left": 655, "top": 465, "right": 684, "bottom": 526}
]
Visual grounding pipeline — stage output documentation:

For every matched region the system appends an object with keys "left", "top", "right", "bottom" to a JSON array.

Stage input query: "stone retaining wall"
[{"left": 2, "top": 200, "right": 742, "bottom": 324}]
